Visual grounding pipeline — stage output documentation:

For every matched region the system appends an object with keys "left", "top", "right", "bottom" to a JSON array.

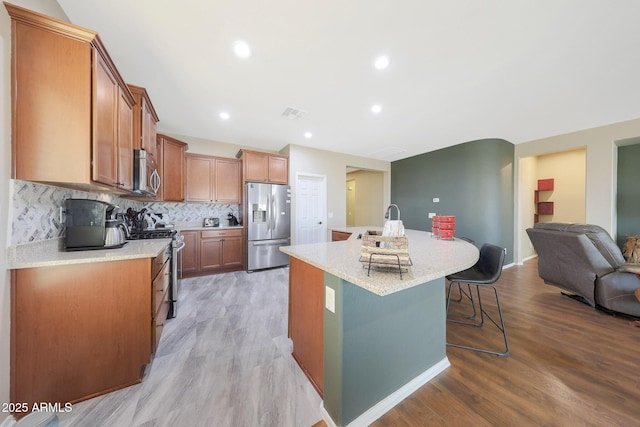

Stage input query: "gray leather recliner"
[{"left": 526, "top": 222, "right": 640, "bottom": 317}]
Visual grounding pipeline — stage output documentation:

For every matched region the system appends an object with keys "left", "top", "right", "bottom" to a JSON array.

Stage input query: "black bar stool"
[{"left": 445, "top": 243, "right": 509, "bottom": 357}]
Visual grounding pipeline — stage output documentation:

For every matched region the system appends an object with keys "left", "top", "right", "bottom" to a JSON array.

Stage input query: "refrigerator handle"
[
  {"left": 271, "top": 192, "right": 276, "bottom": 231},
  {"left": 266, "top": 193, "right": 272, "bottom": 231}
]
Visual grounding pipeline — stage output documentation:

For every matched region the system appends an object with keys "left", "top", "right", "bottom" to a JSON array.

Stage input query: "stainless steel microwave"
[{"left": 133, "top": 149, "right": 160, "bottom": 197}]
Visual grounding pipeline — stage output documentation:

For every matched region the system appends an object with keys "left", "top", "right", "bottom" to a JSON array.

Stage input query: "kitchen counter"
[
  {"left": 173, "top": 221, "right": 243, "bottom": 232},
  {"left": 283, "top": 227, "right": 479, "bottom": 427},
  {"left": 281, "top": 226, "right": 478, "bottom": 296},
  {"left": 7, "top": 237, "right": 171, "bottom": 269}
]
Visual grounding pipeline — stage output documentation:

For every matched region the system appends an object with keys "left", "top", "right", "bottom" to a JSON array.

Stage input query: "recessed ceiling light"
[
  {"left": 219, "top": 112, "right": 230, "bottom": 120},
  {"left": 374, "top": 55, "right": 390, "bottom": 70},
  {"left": 233, "top": 40, "right": 252, "bottom": 58},
  {"left": 371, "top": 104, "right": 383, "bottom": 114},
  {"left": 304, "top": 132, "right": 313, "bottom": 139}
]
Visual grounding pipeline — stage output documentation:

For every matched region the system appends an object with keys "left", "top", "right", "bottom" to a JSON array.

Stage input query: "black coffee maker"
[{"left": 65, "top": 199, "right": 124, "bottom": 251}]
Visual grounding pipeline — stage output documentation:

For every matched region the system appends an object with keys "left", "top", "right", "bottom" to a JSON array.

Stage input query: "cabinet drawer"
[
  {"left": 153, "top": 261, "right": 170, "bottom": 314},
  {"left": 151, "top": 246, "right": 170, "bottom": 279},
  {"left": 201, "top": 229, "right": 243, "bottom": 239},
  {"left": 152, "top": 292, "right": 170, "bottom": 354}
]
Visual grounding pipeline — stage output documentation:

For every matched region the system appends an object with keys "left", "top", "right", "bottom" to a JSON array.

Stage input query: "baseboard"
[
  {"left": 503, "top": 262, "right": 515, "bottom": 269},
  {"left": 0, "top": 415, "right": 16, "bottom": 427},
  {"left": 322, "top": 357, "right": 451, "bottom": 427}
]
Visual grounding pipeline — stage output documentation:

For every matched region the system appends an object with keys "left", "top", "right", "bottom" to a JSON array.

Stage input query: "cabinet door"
[
  {"left": 11, "top": 259, "right": 151, "bottom": 406},
  {"left": 243, "top": 151, "right": 268, "bottom": 182},
  {"left": 268, "top": 156, "right": 288, "bottom": 184},
  {"left": 181, "top": 231, "right": 199, "bottom": 273},
  {"left": 92, "top": 51, "right": 118, "bottom": 186},
  {"left": 289, "top": 258, "right": 324, "bottom": 394},
  {"left": 161, "top": 137, "right": 186, "bottom": 202},
  {"left": 221, "top": 236, "right": 243, "bottom": 268},
  {"left": 117, "top": 88, "right": 133, "bottom": 190},
  {"left": 11, "top": 18, "right": 92, "bottom": 184},
  {"left": 185, "top": 155, "right": 213, "bottom": 202},
  {"left": 141, "top": 98, "right": 157, "bottom": 160},
  {"left": 200, "top": 238, "right": 222, "bottom": 270},
  {"left": 214, "top": 158, "right": 241, "bottom": 203}
]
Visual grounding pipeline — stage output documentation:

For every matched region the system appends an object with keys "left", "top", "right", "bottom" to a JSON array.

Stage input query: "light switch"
[{"left": 325, "top": 286, "right": 335, "bottom": 313}]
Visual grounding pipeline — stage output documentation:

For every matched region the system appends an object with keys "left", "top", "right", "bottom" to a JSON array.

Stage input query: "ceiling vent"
[{"left": 281, "top": 107, "right": 307, "bottom": 120}]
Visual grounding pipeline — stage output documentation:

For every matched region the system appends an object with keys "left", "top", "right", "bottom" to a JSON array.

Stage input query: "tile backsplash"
[{"left": 11, "top": 180, "right": 241, "bottom": 246}]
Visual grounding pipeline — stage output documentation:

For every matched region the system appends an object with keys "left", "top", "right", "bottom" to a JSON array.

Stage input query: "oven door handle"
[{"left": 174, "top": 241, "right": 186, "bottom": 252}]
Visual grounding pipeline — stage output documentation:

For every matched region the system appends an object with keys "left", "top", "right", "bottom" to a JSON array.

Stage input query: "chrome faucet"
[{"left": 385, "top": 204, "right": 400, "bottom": 220}]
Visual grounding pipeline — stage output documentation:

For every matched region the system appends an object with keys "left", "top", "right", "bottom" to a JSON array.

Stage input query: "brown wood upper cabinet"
[
  {"left": 128, "top": 85, "right": 160, "bottom": 162},
  {"left": 6, "top": 3, "right": 135, "bottom": 192},
  {"left": 157, "top": 134, "right": 188, "bottom": 202},
  {"left": 185, "top": 154, "right": 241, "bottom": 203},
  {"left": 236, "top": 149, "right": 288, "bottom": 184}
]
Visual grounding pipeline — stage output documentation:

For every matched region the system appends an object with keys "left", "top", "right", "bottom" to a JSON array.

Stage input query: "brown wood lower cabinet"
[
  {"left": 182, "top": 228, "right": 244, "bottom": 276},
  {"left": 331, "top": 230, "right": 352, "bottom": 241},
  {"left": 11, "top": 258, "right": 152, "bottom": 407},
  {"left": 151, "top": 247, "right": 171, "bottom": 354},
  {"left": 288, "top": 257, "right": 324, "bottom": 396}
]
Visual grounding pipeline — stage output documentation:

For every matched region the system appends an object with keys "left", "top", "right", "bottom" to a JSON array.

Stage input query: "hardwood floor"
[
  {"left": 374, "top": 259, "right": 640, "bottom": 427},
  {"left": 55, "top": 260, "right": 640, "bottom": 426}
]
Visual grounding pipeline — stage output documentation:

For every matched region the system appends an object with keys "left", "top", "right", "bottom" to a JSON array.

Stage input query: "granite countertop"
[
  {"left": 280, "top": 226, "right": 479, "bottom": 296},
  {"left": 174, "top": 221, "right": 243, "bottom": 232},
  {"left": 7, "top": 238, "right": 171, "bottom": 269}
]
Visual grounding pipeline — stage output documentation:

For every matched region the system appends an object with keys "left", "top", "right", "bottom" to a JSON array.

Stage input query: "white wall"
[
  {"left": 1, "top": 1, "right": 70, "bottom": 420},
  {"left": 285, "top": 144, "right": 390, "bottom": 243},
  {"left": 514, "top": 118, "right": 640, "bottom": 262},
  {"left": 159, "top": 132, "right": 269, "bottom": 159}
]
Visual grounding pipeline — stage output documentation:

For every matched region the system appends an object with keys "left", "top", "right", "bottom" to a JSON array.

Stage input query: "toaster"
[{"left": 203, "top": 217, "right": 219, "bottom": 227}]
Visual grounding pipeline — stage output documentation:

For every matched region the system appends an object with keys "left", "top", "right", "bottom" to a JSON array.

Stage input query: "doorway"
[
  {"left": 345, "top": 169, "right": 385, "bottom": 227},
  {"left": 346, "top": 179, "right": 356, "bottom": 226},
  {"left": 295, "top": 173, "right": 327, "bottom": 244}
]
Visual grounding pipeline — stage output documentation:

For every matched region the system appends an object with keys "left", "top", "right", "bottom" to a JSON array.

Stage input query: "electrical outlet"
[
  {"left": 428, "top": 212, "right": 436, "bottom": 218},
  {"left": 59, "top": 207, "right": 66, "bottom": 224},
  {"left": 433, "top": 197, "right": 440, "bottom": 203},
  {"left": 325, "top": 286, "right": 335, "bottom": 313}
]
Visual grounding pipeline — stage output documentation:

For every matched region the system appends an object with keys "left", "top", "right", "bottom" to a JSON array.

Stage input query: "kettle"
[
  {"left": 104, "top": 219, "right": 127, "bottom": 247},
  {"left": 228, "top": 212, "right": 239, "bottom": 226}
]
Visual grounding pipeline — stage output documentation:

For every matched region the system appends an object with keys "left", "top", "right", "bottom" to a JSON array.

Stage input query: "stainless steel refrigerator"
[{"left": 246, "top": 182, "right": 291, "bottom": 271}]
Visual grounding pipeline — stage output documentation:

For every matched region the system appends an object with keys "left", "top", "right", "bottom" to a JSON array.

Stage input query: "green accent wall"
[
  {"left": 323, "top": 272, "right": 446, "bottom": 426},
  {"left": 391, "top": 139, "right": 514, "bottom": 264},
  {"left": 616, "top": 143, "right": 640, "bottom": 247}
]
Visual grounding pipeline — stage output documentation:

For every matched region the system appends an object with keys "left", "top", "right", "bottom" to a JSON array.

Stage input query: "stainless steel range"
[{"left": 128, "top": 228, "right": 185, "bottom": 319}]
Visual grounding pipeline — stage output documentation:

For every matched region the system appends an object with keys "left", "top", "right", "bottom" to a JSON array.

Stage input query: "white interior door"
[{"left": 296, "top": 173, "right": 327, "bottom": 244}]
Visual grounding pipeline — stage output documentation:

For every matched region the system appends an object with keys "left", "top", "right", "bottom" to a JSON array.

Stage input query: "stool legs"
[{"left": 446, "top": 281, "right": 510, "bottom": 357}]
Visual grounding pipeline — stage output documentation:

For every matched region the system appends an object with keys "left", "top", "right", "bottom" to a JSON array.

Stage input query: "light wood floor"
[
  {"left": 57, "top": 268, "right": 323, "bottom": 427},
  {"left": 56, "top": 260, "right": 640, "bottom": 426}
]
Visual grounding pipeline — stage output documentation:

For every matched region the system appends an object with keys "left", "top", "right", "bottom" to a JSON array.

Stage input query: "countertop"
[
  {"left": 174, "top": 221, "right": 243, "bottom": 232},
  {"left": 280, "top": 226, "right": 478, "bottom": 296},
  {"left": 8, "top": 237, "right": 171, "bottom": 269}
]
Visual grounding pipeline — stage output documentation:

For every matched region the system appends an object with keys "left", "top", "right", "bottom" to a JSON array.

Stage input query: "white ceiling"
[{"left": 57, "top": 0, "right": 640, "bottom": 161}]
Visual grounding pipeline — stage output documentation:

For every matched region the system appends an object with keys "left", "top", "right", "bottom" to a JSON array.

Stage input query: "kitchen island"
[{"left": 280, "top": 227, "right": 478, "bottom": 427}]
